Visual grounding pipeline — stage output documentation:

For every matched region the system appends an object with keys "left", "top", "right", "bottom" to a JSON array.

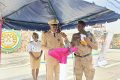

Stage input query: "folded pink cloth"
[{"left": 48, "top": 47, "right": 78, "bottom": 64}]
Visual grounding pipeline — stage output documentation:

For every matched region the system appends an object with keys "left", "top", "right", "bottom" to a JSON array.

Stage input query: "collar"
[
  {"left": 50, "top": 30, "right": 57, "bottom": 33},
  {"left": 33, "top": 40, "right": 38, "bottom": 43}
]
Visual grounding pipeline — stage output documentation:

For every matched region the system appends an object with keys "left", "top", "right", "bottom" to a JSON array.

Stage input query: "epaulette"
[
  {"left": 74, "top": 33, "right": 79, "bottom": 35},
  {"left": 43, "top": 30, "right": 48, "bottom": 33},
  {"left": 86, "top": 31, "right": 93, "bottom": 37}
]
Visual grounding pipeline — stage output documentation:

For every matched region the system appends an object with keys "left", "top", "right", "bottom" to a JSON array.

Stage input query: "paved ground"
[{"left": 0, "top": 49, "right": 120, "bottom": 80}]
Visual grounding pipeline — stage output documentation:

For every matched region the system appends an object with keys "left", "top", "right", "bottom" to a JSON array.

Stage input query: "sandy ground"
[{"left": 0, "top": 49, "right": 120, "bottom": 80}]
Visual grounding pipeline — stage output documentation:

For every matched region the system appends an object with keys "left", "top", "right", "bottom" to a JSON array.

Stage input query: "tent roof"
[
  {"left": 84, "top": 0, "right": 120, "bottom": 14},
  {"left": 1, "top": 0, "right": 120, "bottom": 31},
  {"left": 0, "top": 0, "right": 37, "bottom": 17}
]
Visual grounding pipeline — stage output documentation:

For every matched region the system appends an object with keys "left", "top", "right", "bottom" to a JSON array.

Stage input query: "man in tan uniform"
[
  {"left": 41, "top": 19, "right": 64, "bottom": 80},
  {"left": 71, "top": 21, "right": 98, "bottom": 80}
]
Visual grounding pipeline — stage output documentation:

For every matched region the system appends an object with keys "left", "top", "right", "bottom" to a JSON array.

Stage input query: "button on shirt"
[
  {"left": 50, "top": 31, "right": 56, "bottom": 37},
  {"left": 27, "top": 41, "right": 41, "bottom": 53}
]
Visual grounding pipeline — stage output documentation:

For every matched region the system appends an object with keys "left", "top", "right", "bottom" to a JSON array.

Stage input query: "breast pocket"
[{"left": 57, "top": 38, "right": 62, "bottom": 43}]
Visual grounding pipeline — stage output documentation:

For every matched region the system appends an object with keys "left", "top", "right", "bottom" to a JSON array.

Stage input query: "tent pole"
[{"left": 47, "top": 0, "right": 60, "bottom": 21}]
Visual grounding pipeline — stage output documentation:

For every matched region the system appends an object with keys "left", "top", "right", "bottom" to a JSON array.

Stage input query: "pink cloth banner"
[{"left": 48, "top": 47, "right": 78, "bottom": 64}]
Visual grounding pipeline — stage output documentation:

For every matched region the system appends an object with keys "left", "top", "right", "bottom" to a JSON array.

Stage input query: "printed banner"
[
  {"left": 1, "top": 29, "right": 22, "bottom": 53},
  {"left": 0, "top": 21, "right": 2, "bottom": 63}
]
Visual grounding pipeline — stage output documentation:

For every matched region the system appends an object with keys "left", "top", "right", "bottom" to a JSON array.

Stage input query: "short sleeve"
[
  {"left": 71, "top": 34, "right": 76, "bottom": 45},
  {"left": 41, "top": 32, "right": 47, "bottom": 48},
  {"left": 27, "top": 43, "right": 32, "bottom": 52}
]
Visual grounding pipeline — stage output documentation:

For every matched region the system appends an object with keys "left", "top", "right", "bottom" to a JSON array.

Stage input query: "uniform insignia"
[{"left": 43, "top": 30, "right": 48, "bottom": 33}]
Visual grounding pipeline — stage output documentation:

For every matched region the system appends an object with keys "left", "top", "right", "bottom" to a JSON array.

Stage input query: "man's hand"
[
  {"left": 71, "top": 42, "right": 75, "bottom": 47},
  {"left": 60, "top": 32, "right": 67, "bottom": 38}
]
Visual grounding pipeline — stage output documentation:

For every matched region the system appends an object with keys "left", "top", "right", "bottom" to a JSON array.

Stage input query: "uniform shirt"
[
  {"left": 41, "top": 30, "right": 64, "bottom": 61},
  {"left": 41, "top": 30, "right": 64, "bottom": 50},
  {"left": 71, "top": 32, "right": 97, "bottom": 56},
  {"left": 27, "top": 41, "right": 41, "bottom": 53}
]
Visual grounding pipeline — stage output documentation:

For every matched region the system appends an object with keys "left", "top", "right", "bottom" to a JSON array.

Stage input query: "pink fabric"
[{"left": 48, "top": 47, "right": 78, "bottom": 64}]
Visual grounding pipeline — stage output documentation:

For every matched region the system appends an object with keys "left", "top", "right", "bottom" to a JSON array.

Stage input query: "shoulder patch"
[
  {"left": 87, "top": 31, "right": 93, "bottom": 37},
  {"left": 73, "top": 33, "right": 80, "bottom": 36},
  {"left": 73, "top": 33, "right": 78, "bottom": 35},
  {"left": 43, "top": 30, "right": 48, "bottom": 33}
]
